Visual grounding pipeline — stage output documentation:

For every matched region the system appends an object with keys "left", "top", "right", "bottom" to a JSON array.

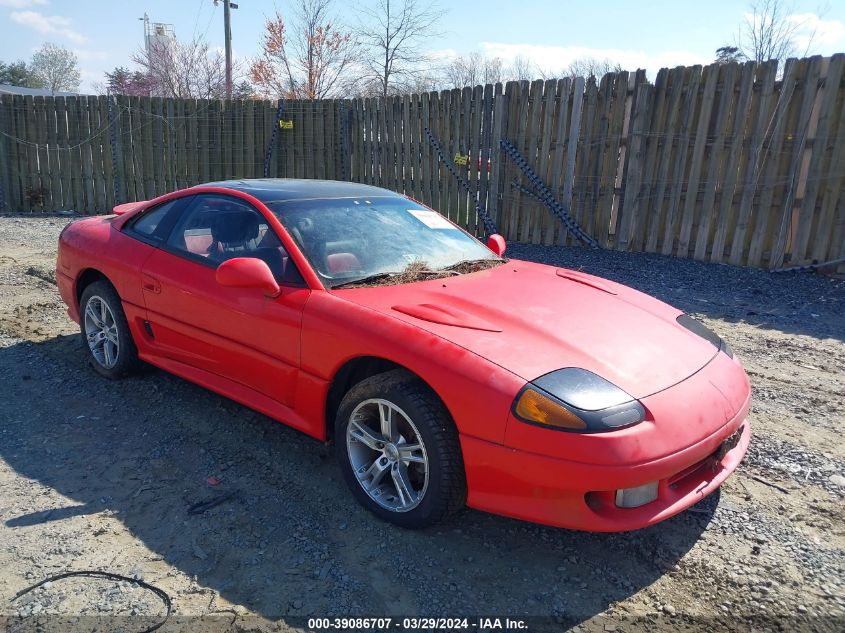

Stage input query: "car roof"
[{"left": 198, "top": 179, "right": 402, "bottom": 204}]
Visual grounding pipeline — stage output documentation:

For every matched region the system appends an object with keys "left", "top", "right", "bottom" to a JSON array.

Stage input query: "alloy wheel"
[
  {"left": 346, "top": 398, "right": 429, "bottom": 512},
  {"left": 84, "top": 296, "right": 120, "bottom": 369}
]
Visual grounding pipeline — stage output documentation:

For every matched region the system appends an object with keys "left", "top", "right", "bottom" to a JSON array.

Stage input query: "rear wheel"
[
  {"left": 79, "top": 281, "right": 141, "bottom": 379},
  {"left": 335, "top": 370, "right": 466, "bottom": 528}
]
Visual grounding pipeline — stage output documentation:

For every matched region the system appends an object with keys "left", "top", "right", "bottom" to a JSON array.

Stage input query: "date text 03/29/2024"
[{"left": 307, "top": 617, "right": 529, "bottom": 630}]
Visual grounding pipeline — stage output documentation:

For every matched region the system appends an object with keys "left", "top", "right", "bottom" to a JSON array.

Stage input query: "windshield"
[{"left": 268, "top": 196, "right": 502, "bottom": 288}]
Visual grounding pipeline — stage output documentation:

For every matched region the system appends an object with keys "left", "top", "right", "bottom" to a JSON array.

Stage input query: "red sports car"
[{"left": 56, "top": 179, "right": 751, "bottom": 531}]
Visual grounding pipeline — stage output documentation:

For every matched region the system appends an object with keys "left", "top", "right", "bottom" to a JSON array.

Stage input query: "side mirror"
[
  {"left": 216, "top": 257, "right": 281, "bottom": 297},
  {"left": 487, "top": 234, "right": 507, "bottom": 257}
]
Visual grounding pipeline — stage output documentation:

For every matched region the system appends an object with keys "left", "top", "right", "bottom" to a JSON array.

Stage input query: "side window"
[
  {"left": 126, "top": 198, "right": 185, "bottom": 241},
  {"left": 167, "top": 195, "right": 304, "bottom": 286}
]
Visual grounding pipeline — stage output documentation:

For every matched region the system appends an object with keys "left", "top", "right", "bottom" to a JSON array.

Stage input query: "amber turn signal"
[{"left": 514, "top": 388, "right": 588, "bottom": 430}]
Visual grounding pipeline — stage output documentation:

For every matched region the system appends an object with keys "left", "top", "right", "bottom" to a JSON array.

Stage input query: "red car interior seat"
[{"left": 327, "top": 252, "right": 361, "bottom": 273}]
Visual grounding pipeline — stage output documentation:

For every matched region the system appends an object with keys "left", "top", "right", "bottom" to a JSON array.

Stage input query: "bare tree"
[
  {"left": 356, "top": 0, "right": 441, "bottom": 97},
  {"left": 563, "top": 57, "right": 623, "bottom": 79},
  {"left": 535, "top": 57, "right": 624, "bottom": 81},
  {"left": 506, "top": 55, "right": 537, "bottom": 81},
  {"left": 250, "top": 1, "right": 358, "bottom": 99},
  {"left": 407, "top": 70, "right": 441, "bottom": 94},
  {"left": 732, "top": 0, "right": 818, "bottom": 64},
  {"left": 443, "top": 52, "right": 504, "bottom": 88},
  {"left": 30, "top": 43, "right": 80, "bottom": 94},
  {"left": 134, "top": 38, "right": 230, "bottom": 99},
  {"left": 482, "top": 57, "right": 505, "bottom": 85}
]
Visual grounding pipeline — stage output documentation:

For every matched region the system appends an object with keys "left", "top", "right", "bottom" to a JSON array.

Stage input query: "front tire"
[
  {"left": 335, "top": 370, "right": 467, "bottom": 528},
  {"left": 79, "top": 280, "right": 141, "bottom": 379}
]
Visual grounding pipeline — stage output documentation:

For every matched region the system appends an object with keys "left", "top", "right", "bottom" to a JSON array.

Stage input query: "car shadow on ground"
[{"left": 0, "top": 334, "right": 717, "bottom": 626}]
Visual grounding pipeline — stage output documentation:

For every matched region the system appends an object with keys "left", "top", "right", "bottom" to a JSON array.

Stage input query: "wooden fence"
[
  {"left": 0, "top": 97, "right": 347, "bottom": 216},
  {"left": 1, "top": 55, "right": 844, "bottom": 270}
]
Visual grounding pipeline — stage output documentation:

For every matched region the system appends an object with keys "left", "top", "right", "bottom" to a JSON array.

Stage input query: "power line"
[
  {"left": 200, "top": 1, "right": 219, "bottom": 42},
  {"left": 191, "top": 0, "right": 205, "bottom": 41}
]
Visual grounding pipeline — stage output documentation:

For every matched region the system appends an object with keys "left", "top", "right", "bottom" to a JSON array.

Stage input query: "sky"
[{"left": 1, "top": 0, "right": 844, "bottom": 92}]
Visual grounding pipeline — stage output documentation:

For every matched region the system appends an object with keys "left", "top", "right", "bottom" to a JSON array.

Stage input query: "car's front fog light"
[{"left": 615, "top": 482, "right": 659, "bottom": 508}]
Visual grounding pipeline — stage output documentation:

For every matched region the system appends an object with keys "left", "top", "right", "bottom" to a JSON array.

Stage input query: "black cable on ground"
[
  {"left": 11, "top": 570, "right": 172, "bottom": 633},
  {"left": 187, "top": 489, "right": 239, "bottom": 515},
  {"left": 499, "top": 139, "right": 599, "bottom": 249},
  {"left": 771, "top": 255, "right": 845, "bottom": 273},
  {"left": 423, "top": 127, "right": 498, "bottom": 236}
]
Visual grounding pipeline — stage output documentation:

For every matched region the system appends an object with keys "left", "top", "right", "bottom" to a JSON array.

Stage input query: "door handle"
[{"left": 142, "top": 274, "right": 161, "bottom": 294}]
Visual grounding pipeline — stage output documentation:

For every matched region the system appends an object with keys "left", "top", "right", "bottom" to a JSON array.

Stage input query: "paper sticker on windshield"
[{"left": 408, "top": 209, "right": 454, "bottom": 229}]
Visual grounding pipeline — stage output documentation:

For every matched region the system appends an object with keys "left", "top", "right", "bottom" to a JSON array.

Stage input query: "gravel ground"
[{"left": 0, "top": 216, "right": 843, "bottom": 632}]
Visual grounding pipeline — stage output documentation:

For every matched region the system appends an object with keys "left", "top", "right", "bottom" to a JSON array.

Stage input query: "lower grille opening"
[
  {"left": 669, "top": 425, "right": 744, "bottom": 489},
  {"left": 668, "top": 454, "right": 714, "bottom": 488}
]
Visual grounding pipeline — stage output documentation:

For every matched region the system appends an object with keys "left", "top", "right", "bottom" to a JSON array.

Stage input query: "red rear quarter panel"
[{"left": 57, "top": 215, "right": 155, "bottom": 322}]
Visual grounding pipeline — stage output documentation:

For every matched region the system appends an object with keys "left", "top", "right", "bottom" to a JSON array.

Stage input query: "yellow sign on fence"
[
  {"left": 453, "top": 153, "right": 469, "bottom": 166},
  {"left": 279, "top": 120, "right": 294, "bottom": 130}
]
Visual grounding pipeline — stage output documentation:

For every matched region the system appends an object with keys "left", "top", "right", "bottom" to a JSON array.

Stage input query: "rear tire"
[
  {"left": 79, "top": 281, "right": 141, "bottom": 379},
  {"left": 335, "top": 370, "right": 466, "bottom": 528}
]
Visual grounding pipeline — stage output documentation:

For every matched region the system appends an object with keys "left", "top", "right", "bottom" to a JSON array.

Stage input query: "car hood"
[{"left": 333, "top": 260, "right": 718, "bottom": 400}]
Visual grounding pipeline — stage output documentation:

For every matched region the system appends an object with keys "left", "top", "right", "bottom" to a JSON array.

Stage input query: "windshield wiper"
[{"left": 331, "top": 271, "right": 399, "bottom": 289}]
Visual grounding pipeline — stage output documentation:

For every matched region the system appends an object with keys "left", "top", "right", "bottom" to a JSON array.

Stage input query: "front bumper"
[{"left": 460, "top": 391, "right": 751, "bottom": 532}]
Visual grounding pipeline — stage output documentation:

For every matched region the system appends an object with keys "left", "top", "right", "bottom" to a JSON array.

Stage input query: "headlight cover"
[
  {"left": 677, "top": 314, "right": 733, "bottom": 358},
  {"left": 512, "top": 368, "right": 646, "bottom": 433}
]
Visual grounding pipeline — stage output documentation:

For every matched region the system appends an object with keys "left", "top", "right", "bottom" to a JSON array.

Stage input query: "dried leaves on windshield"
[
  {"left": 340, "top": 259, "right": 506, "bottom": 288},
  {"left": 445, "top": 259, "right": 507, "bottom": 275}
]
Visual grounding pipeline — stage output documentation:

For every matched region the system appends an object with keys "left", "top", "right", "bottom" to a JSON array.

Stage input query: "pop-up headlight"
[{"left": 677, "top": 314, "right": 733, "bottom": 358}]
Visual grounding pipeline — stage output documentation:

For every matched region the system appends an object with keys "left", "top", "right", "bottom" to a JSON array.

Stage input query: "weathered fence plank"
[
  {"left": 729, "top": 61, "right": 778, "bottom": 264},
  {"left": 617, "top": 79, "right": 651, "bottom": 251},
  {"left": 794, "top": 55, "right": 844, "bottom": 264},
  {"left": 676, "top": 64, "right": 719, "bottom": 257},
  {"left": 78, "top": 97, "right": 96, "bottom": 212},
  {"left": 769, "top": 56, "right": 824, "bottom": 267},
  {"left": 33, "top": 97, "right": 49, "bottom": 210},
  {"left": 1, "top": 96, "right": 17, "bottom": 210},
  {"left": 812, "top": 59, "right": 845, "bottom": 265},
  {"left": 487, "top": 88, "right": 505, "bottom": 230}
]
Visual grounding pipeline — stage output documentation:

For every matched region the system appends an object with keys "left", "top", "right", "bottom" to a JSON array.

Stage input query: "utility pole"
[
  {"left": 217, "top": 0, "right": 238, "bottom": 99},
  {"left": 223, "top": 0, "right": 232, "bottom": 98}
]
